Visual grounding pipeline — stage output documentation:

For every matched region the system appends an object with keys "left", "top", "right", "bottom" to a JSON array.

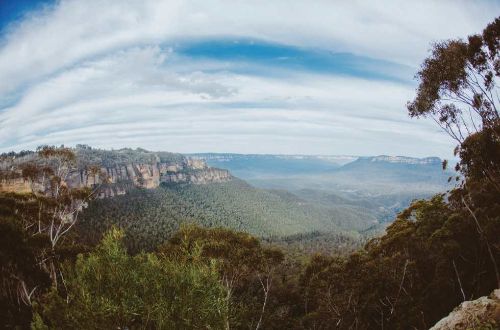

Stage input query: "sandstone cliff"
[{"left": 0, "top": 147, "right": 232, "bottom": 197}]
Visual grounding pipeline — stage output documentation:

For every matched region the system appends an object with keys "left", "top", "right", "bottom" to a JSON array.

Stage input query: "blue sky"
[
  {"left": 0, "top": 0, "right": 50, "bottom": 28},
  {"left": 177, "top": 39, "right": 414, "bottom": 82},
  {"left": 0, "top": 0, "right": 498, "bottom": 157}
]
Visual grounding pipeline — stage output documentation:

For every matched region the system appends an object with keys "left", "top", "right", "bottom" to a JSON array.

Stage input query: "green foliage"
[
  {"left": 269, "top": 231, "right": 367, "bottom": 257},
  {"left": 77, "top": 179, "right": 370, "bottom": 252},
  {"left": 34, "top": 227, "right": 228, "bottom": 330},
  {"left": 159, "top": 225, "right": 303, "bottom": 330},
  {"left": 457, "top": 124, "right": 500, "bottom": 189},
  {"left": 407, "top": 17, "right": 499, "bottom": 145},
  {"left": 300, "top": 149, "right": 500, "bottom": 329},
  {"left": 31, "top": 313, "right": 49, "bottom": 330}
]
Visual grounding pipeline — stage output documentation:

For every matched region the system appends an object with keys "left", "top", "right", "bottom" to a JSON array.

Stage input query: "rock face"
[
  {"left": 0, "top": 148, "right": 232, "bottom": 198},
  {"left": 0, "top": 177, "right": 33, "bottom": 193},
  {"left": 161, "top": 167, "right": 232, "bottom": 184},
  {"left": 430, "top": 289, "right": 500, "bottom": 330}
]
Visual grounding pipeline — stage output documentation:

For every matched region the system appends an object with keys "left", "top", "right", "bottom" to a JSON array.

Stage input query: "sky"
[{"left": 0, "top": 1, "right": 498, "bottom": 158}]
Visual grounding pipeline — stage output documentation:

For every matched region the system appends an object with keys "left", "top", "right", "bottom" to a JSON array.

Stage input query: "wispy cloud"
[{"left": 0, "top": 0, "right": 498, "bottom": 157}]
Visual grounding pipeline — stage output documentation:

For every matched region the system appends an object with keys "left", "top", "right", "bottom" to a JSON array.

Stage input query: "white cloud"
[
  {"left": 1, "top": 0, "right": 498, "bottom": 96},
  {"left": 0, "top": 44, "right": 450, "bottom": 157},
  {"left": 1, "top": 0, "right": 497, "bottom": 157}
]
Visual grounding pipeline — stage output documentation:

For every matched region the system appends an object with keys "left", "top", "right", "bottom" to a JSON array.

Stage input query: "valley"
[
  {"left": 193, "top": 153, "right": 454, "bottom": 224},
  {"left": 0, "top": 147, "right": 453, "bottom": 255}
]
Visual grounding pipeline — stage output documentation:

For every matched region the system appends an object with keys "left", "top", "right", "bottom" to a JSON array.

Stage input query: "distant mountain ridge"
[
  {"left": 191, "top": 153, "right": 447, "bottom": 179},
  {"left": 360, "top": 155, "right": 442, "bottom": 165},
  {"left": 192, "top": 153, "right": 444, "bottom": 166},
  {"left": 336, "top": 155, "right": 450, "bottom": 186},
  {"left": 191, "top": 153, "right": 357, "bottom": 165}
]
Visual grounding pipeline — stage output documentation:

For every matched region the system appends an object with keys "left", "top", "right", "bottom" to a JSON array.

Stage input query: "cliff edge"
[
  {"left": 430, "top": 289, "right": 500, "bottom": 330},
  {"left": 0, "top": 147, "right": 232, "bottom": 198}
]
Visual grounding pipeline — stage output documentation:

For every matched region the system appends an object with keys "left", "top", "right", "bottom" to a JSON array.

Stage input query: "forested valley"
[{"left": 1, "top": 17, "right": 499, "bottom": 330}]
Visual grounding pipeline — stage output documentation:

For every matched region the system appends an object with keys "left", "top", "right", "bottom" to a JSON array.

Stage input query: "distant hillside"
[
  {"left": 191, "top": 153, "right": 455, "bottom": 223},
  {"left": 336, "top": 155, "right": 447, "bottom": 184},
  {"left": 191, "top": 153, "right": 450, "bottom": 185},
  {"left": 189, "top": 153, "right": 355, "bottom": 178}
]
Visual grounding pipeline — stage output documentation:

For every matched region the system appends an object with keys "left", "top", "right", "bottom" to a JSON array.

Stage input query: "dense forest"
[
  {"left": 76, "top": 179, "right": 373, "bottom": 253},
  {"left": 1, "top": 17, "right": 499, "bottom": 330}
]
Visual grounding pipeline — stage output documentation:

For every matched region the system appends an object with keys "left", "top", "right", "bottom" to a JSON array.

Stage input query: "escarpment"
[{"left": 0, "top": 147, "right": 232, "bottom": 198}]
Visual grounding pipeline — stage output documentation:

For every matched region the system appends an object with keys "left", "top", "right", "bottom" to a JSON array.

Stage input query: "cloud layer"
[{"left": 0, "top": 0, "right": 498, "bottom": 157}]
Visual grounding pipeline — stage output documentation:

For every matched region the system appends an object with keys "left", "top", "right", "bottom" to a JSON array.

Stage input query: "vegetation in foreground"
[{"left": 0, "top": 16, "right": 499, "bottom": 330}]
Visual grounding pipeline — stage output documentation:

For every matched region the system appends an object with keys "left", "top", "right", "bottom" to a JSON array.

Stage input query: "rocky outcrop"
[
  {"left": 430, "top": 289, "right": 500, "bottom": 330},
  {"left": 0, "top": 149, "right": 232, "bottom": 198},
  {"left": 161, "top": 167, "right": 231, "bottom": 184},
  {"left": 0, "top": 177, "right": 32, "bottom": 193}
]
